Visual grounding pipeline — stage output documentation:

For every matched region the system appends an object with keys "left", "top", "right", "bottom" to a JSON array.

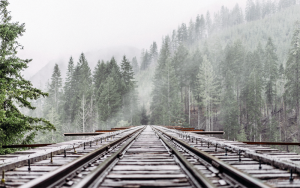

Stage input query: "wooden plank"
[
  {"left": 64, "top": 132, "right": 104, "bottom": 136},
  {"left": 191, "top": 131, "right": 224, "bottom": 134},
  {"left": 243, "top": 142, "right": 300, "bottom": 146},
  {"left": 106, "top": 174, "right": 187, "bottom": 179},
  {"left": 2, "top": 144, "right": 54, "bottom": 148}
]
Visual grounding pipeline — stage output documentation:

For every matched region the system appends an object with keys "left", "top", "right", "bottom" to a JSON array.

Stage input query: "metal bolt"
[
  {"left": 73, "top": 146, "right": 77, "bottom": 154},
  {"left": 238, "top": 150, "right": 241, "bottom": 162},
  {"left": 101, "top": 138, "right": 102, "bottom": 143},
  {"left": 50, "top": 152, "right": 53, "bottom": 163},
  {"left": 201, "top": 140, "right": 203, "bottom": 147},
  {"left": 208, "top": 142, "right": 210, "bottom": 148},
  {"left": 28, "top": 160, "right": 31, "bottom": 171},
  {"left": 215, "top": 144, "right": 218, "bottom": 152},
  {"left": 1, "top": 170, "right": 5, "bottom": 184},
  {"left": 90, "top": 141, "right": 91, "bottom": 147},
  {"left": 196, "top": 138, "right": 198, "bottom": 145},
  {"left": 225, "top": 147, "right": 227, "bottom": 156},
  {"left": 84, "top": 142, "right": 85, "bottom": 150},
  {"left": 259, "top": 158, "right": 262, "bottom": 170},
  {"left": 64, "top": 149, "right": 66, "bottom": 158}
]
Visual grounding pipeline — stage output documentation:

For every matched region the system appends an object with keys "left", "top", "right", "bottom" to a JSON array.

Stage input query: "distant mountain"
[{"left": 29, "top": 46, "right": 140, "bottom": 88}]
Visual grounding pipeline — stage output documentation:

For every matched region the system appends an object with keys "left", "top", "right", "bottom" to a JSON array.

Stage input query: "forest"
[{"left": 1, "top": 0, "right": 300, "bottom": 154}]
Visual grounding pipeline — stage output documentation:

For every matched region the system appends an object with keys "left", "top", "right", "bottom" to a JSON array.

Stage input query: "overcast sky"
[{"left": 9, "top": 0, "right": 246, "bottom": 78}]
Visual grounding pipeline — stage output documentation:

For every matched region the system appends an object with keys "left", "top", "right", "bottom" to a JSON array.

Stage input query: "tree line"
[
  {"left": 147, "top": 2, "right": 300, "bottom": 144},
  {"left": 30, "top": 54, "right": 141, "bottom": 143}
]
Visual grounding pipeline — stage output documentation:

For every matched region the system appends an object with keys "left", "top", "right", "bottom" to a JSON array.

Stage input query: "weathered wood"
[
  {"left": 243, "top": 142, "right": 300, "bottom": 146},
  {"left": 191, "top": 131, "right": 224, "bottom": 134},
  {"left": 64, "top": 132, "right": 104, "bottom": 136},
  {"left": 2, "top": 144, "right": 55, "bottom": 148}
]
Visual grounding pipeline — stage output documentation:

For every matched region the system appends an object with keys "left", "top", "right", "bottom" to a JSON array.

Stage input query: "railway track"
[
  {"left": 0, "top": 127, "right": 142, "bottom": 188},
  {"left": 157, "top": 126, "right": 300, "bottom": 187},
  {"left": 1, "top": 125, "right": 300, "bottom": 187}
]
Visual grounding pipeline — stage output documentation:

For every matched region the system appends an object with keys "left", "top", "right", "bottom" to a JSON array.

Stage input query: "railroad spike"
[
  {"left": 225, "top": 147, "right": 227, "bottom": 156},
  {"left": 90, "top": 141, "right": 91, "bottom": 147},
  {"left": 215, "top": 144, "right": 218, "bottom": 152},
  {"left": 238, "top": 150, "right": 241, "bottom": 162},
  {"left": 259, "top": 157, "right": 262, "bottom": 170},
  {"left": 73, "top": 145, "right": 77, "bottom": 154},
  {"left": 64, "top": 149, "right": 66, "bottom": 158},
  {"left": 84, "top": 142, "right": 85, "bottom": 150}
]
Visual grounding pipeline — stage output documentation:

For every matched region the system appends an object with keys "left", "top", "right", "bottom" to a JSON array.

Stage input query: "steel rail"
[
  {"left": 73, "top": 126, "right": 146, "bottom": 188},
  {"left": 154, "top": 126, "right": 272, "bottom": 188},
  {"left": 19, "top": 127, "right": 143, "bottom": 188},
  {"left": 151, "top": 126, "right": 216, "bottom": 188}
]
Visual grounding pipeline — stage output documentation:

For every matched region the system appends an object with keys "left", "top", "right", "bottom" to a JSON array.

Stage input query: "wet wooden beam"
[
  {"left": 243, "top": 142, "right": 300, "bottom": 145},
  {"left": 64, "top": 132, "right": 105, "bottom": 136},
  {"left": 111, "top": 128, "right": 129, "bottom": 130},
  {"left": 95, "top": 130, "right": 116, "bottom": 132},
  {"left": 175, "top": 128, "right": 195, "bottom": 130},
  {"left": 2, "top": 144, "right": 54, "bottom": 148},
  {"left": 191, "top": 131, "right": 224, "bottom": 134}
]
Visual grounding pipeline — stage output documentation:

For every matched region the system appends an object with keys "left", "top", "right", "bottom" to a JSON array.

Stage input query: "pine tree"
[
  {"left": 150, "top": 36, "right": 171, "bottom": 125},
  {"left": 264, "top": 37, "right": 278, "bottom": 114},
  {"left": 0, "top": 0, "right": 54, "bottom": 154},
  {"left": 63, "top": 57, "right": 74, "bottom": 124},
  {"left": 48, "top": 64, "right": 62, "bottom": 113},
  {"left": 150, "top": 42, "right": 158, "bottom": 63},
  {"left": 196, "top": 56, "right": 218, "bottom": 131},
  {"left": 121, "top": 56, "right": 136, "bottom": 122},
  {"left": 285, "top": 22, "right": 300, "bottom": 141},
  {"left": 98, "top": 76, "right": 122, "bottom": 129},
  {"left": 131, "top": 57, "right": 139, "bottom": 74},
  {"left": 78, "top": 53, "right": 94, "bottom": 132},
  {"left": 206, "top": 11, "right": 212, "bottom": 36}
]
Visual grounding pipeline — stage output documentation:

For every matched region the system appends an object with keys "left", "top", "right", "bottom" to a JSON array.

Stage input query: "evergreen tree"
[
  {"left": 150, "top": 36, "right": 171, "bottom": 125},
  {"left": 63, "top": 57, "right": 74, "bottom": 124},
  {"left": 150, "top": 41, "right": 158, "bottom": 62},
  {"left": 121, "top": 56, "right": 136, "bottom": 122},
  {"left": 206, "top": 11, "right": 212, "bottom": 35},
  {"left": 131, "top": 57, "right": 139, "bottom": 74},
  {"left": 196, "top": 56, "right": 218, "bottom": 131},
  {"left": 0, "top": 0, "right": 54, "bottom": 154},
  {"left": 264, "top": 37, "right": 278, "bottom": 113},
  {"left": 98, "top": 76, "right": 122, "bottom": 129},
  {"left": 48, "top": 64, "right": 62, "bottom": 112},
  {"left": 285, "top": 22, "right": 300, "bottom": 141}
]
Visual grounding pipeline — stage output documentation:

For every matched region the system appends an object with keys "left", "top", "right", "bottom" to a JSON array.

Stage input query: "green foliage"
[{"left": 0, "top": 0, "right": 54, "bottom": 154}]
